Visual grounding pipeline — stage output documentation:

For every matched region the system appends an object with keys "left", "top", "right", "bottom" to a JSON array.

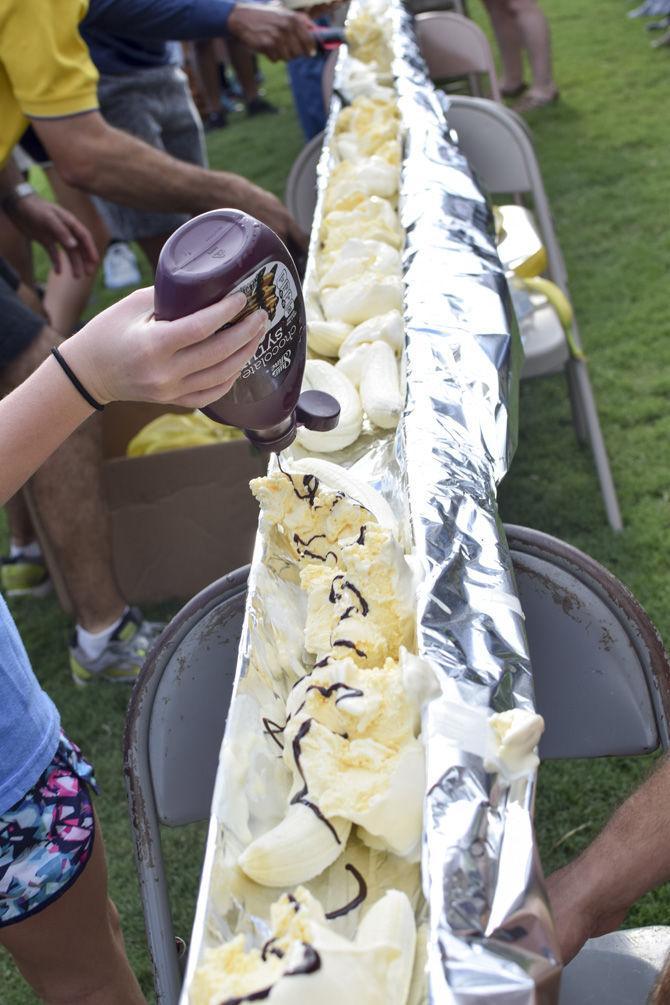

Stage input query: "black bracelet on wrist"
[{"left": 50, "top": 346, "right": 105, "bottom": 412}]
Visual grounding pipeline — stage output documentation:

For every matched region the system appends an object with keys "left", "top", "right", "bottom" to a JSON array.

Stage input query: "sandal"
[
  {"left": 514, "top": 90, "right": 560, "bottom": 113},
  {"left": 501, "top": 81, "right": 528, "bottom": 99}
]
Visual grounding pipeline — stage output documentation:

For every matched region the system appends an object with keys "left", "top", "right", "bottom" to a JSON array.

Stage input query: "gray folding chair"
[
  {"left": 445, "top": 96, "right": 623, "bottom": 531},
  {"left": 124, "top": 566, "right": 248, "bottom": 1005},
  {"left": 322, "top": 48, "right": 339, "bottom": 111},
  {"left": 125, "top": 528, "right": 670, "bottom": 1002},
  {"left": 284, "top": 132, "right": 324, "bottom": 235},
  {"left": 415, "top": 12, "right": 502, "bottom": 100}
]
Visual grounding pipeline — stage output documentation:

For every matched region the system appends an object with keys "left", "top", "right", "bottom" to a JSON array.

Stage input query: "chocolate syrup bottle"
[{"left": 154, "top": 209, "right": 339, "bottom": 452}]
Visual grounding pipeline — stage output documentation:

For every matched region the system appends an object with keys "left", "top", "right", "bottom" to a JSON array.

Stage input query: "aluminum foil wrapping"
[{"left": 181, "top": 3, "right": 561, "bottom": 1002}]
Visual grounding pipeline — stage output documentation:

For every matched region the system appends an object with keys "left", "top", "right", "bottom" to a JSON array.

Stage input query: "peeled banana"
[
  {"left": 296, "top": 360, "right": 363, "bottom": 453},
  {"left": 339, "top": 308, "right": 405, "bottom": 357},
  {"left": 360, "top": 340, "right": 403, "bottom": 429},
  {"left": 287, "top": 457, "right": 398, "bottom": 535},
  {"left": 307, "top": 320, "right": 352, "bottom": 358},
  {"left": 239, "top": 803, "right": 351, "bottom": 887},
  {"left": 321, "top": 274, "right": 403, "bottom": 326},
  {"left": 357, "top": 889, "right": 417, "bottom": 1005}
]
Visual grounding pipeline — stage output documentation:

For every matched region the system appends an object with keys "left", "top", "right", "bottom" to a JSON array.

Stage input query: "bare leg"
[
  {"left": 1, "top": 324, "right": 126, "bottom": 631},
  {"left": 481, "top": 0, "right": 525, "bottom": 93},
  {"left": 546, "top": 756, "right": 670, "bottom": 964},
  {"left": 507, "top": 0, "right": 556, "bottom": 98},
  {"left": 193, "top": 38, "right": 224, "bottom": 117},
  {"left": 42, "top": 167, "right": 110, "bottom": 336},
  {"left": 4, "top": 493, "right": 35, "bottom": 548},
  {"left": 0, "top": 811, "right": 145, "bottom": 1004},
  {"left": 227, "top": 37, "right": 259, "bottom": 104},
  {"left": 0, "top": 211, "right": 34, "bottom": 285}
]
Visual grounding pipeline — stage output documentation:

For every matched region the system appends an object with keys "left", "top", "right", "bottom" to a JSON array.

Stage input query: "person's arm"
[
  {"left": 0, "top": 287, "right": 266, "bottom": 505},
  {"left": 85, "top": 0, "right": 317, "bottom": 62},
  {"left": 0, "top": 159, "right": 98, "bottom": 278},
  {"left": 33, "top": 112, "right": 306, "bottom": 248},
  {"left": 546, "top": 755, "right": 670, "bottom": 963}
]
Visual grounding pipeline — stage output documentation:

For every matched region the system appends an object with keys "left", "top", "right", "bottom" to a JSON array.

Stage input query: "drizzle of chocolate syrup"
[
  {"left": 305, "top": 681, "right": 364, "bottom": 705},
  {"left": 293, "top": 532, "right": 337, "bottom": 564},
  {"left": 220, "top": 943, "right": 321, "bottom": 1005},
  {"left": 261, "top": 717, "right": 286, "bottom": 751},
  {"left": 328, "top": 576, "right": 369, "bottom": 617},
  {"left": 325, "top": 864, "right": 368, "bottom": 920},
  {"left": 332, "top": 639, "right": 367, "bottom": 659},
  {"left": 290, "top": 719, "right": 342, "bottom": 844}
]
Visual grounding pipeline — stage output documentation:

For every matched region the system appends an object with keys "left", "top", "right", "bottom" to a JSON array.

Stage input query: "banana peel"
[
  {"left": 515, "top": 276, "right": 585, "bottom": 361},
  {"left": 127, "top": 411, "right": 243, "bottom": 457}
]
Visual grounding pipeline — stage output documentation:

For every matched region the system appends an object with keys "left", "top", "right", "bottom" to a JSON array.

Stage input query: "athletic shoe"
[
  {"left": 246, "top": 96, "right": 279, "bottom": 117},
  {"left": 70, "top": 607, "right": 164, "bottom": 687},
  {"left": 0, "top": 555, "right": 51, "bottom": 598},
  {"left": 203, "top": 110, "right": 228, "bottom": 132},
  {"left": 102, "top": 242, "right": 142, "bottom": 290}
]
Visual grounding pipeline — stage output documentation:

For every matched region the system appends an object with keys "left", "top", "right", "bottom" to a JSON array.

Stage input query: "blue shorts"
[{"left": 0, "top": 733, "right": 97, "bottom": 927}]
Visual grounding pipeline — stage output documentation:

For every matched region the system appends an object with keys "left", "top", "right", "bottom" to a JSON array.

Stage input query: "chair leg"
[
  {"left": 566, "top": 361, "right": 588, "bottom": 445},
  {"left": 568, "top": 357, "right": 623, "bottom": 532},
  {"left": 125, "top": 760, "right": 182, "bottom": 1003}
]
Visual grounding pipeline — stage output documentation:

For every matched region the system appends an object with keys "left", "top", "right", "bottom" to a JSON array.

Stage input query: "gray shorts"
[
  {"left": 94, "top": 64, "right": 207, "bottom": 242},
  {"left": 0, "top": 258, "right": 44, "bottom": 367}
]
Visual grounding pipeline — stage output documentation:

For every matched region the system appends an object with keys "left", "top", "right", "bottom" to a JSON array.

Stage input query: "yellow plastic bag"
[{"left": 126, "top": 411, "right": 243, "bottom": 458}]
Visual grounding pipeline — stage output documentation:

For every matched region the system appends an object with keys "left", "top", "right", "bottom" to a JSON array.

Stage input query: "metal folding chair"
[
  {"left": 415, "top": 11, "right": 502, "bottom": 100},
  {"left": 125, "top": 527, "right": 670, "bottom": 1001},
  {"left": 445, "top": 95, "right": 623, "bottom": 531},
  {"left": 284, "top": 132, "right": 324, "bottom": 235}
]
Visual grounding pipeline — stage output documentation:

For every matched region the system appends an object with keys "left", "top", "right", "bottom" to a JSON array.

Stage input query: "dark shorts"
[
  {"left": 0, "top": 733, "right": 97, "bottom": 927},
  {"left": 93, "top": 64, "right": 206, "bottom": 241},
  {"left": 0, "top": 258, "right": 44, "bottom": 368}
]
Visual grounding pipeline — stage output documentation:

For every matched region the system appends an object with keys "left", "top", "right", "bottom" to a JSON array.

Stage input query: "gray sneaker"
[{"left": 69, "top": 607, "right": 164, "bottom": 686}]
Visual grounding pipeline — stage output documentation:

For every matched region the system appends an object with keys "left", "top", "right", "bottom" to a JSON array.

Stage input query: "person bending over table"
[{"left": 547, "top": 754, "right": 670, "bottom": 997}]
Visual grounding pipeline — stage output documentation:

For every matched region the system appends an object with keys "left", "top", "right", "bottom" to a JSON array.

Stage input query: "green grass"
[{"left": 3, "top": 4, "right": 670, "bottom": 997}]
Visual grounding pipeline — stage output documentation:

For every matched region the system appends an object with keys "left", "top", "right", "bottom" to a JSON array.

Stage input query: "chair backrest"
[
  {"left": 124, "top": 532, "right": 670, "bottom": 1000},
  {"left": 284, "top": 132, "right": 325, "bottom": 235},
  {"left": 124, "top": 566, "right": 248, "bottom": 1003},
  {"left": 445, "top": 95, "right": 569, "bottom": 292},
  {"left": 507, "top": 524, "right": 670, "bottom": 758},
  {"left": 415, "top": 12, "right": 501, "bottom": 101},
  {"left": 322, "top": 48, "right": 338, "bottom": 111}
]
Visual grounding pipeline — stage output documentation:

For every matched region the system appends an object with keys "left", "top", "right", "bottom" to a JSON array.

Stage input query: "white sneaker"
[{"left": 103, "top": 242, "right": 142, "bottom": 290}]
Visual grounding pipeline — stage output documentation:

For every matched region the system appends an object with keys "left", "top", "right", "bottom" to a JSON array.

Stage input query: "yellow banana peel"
[
  {"left": 127, "top": 412, "right": 243, "bottom": 458},
  {"left": 517, "top": 276, "right": 585, "bottom": 361}
]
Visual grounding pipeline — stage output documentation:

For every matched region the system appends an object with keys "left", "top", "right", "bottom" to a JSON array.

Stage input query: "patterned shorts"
[{"left": 0, "top": 733, "right": 97, "bottom": 927}]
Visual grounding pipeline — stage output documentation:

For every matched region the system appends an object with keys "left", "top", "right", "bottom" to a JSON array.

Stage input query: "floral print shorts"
[{"left": 0, "top": 733, "right": 97, "bottom": 927}]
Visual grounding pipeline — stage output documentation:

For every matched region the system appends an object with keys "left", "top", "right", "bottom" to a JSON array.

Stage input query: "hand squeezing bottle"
[{"left": 154, "top": 209, "right": 339, "bottom": 452}]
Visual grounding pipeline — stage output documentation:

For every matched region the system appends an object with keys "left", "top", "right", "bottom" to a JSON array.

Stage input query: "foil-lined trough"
[{"left": 180, "top": 2, "right": 561, "bottom": 1001}]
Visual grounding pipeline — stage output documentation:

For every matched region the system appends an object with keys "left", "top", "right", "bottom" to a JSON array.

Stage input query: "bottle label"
[{"left": 229, "top": 260, "right": 300, "bottom": 392}]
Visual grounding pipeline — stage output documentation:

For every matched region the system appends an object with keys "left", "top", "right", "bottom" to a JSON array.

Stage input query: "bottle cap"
[
  {"left": 244, "top": 391, "right": 341, "bottom": 454},
  {"left": 296, "top": 390, "right": 341, "bottom": 431}
]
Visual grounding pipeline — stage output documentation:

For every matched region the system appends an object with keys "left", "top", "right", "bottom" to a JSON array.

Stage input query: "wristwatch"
[{"left": 1, "top": 181, "right": 36, "bottom": 211}]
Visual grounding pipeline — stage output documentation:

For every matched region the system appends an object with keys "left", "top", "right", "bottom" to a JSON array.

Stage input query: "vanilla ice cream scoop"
[
  {"left": 250, "top": 467, "right": 374, "bottom": 567},
  {"left": 300, "top": 522, "right": 415, "bottom": 668},
  {"left": 318, "top": 239, "right": 401, "bottom": 291},
  {"left": 191, "top": 886, "right": 416, "bottom": 1005}
]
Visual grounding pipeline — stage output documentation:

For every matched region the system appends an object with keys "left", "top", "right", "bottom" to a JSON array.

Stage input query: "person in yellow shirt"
[{"left": 0, "top": 0, "right": 308, "bottom": 238}]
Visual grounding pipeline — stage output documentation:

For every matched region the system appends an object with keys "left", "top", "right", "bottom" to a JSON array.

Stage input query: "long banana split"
[{"left": 185, "top": 4, "right": 544, "bottom": 1003}]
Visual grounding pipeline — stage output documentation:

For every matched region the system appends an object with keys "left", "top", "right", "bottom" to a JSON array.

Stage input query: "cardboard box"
[{"left": 29, "top": 403, "right": 266, "bottom": 613}]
